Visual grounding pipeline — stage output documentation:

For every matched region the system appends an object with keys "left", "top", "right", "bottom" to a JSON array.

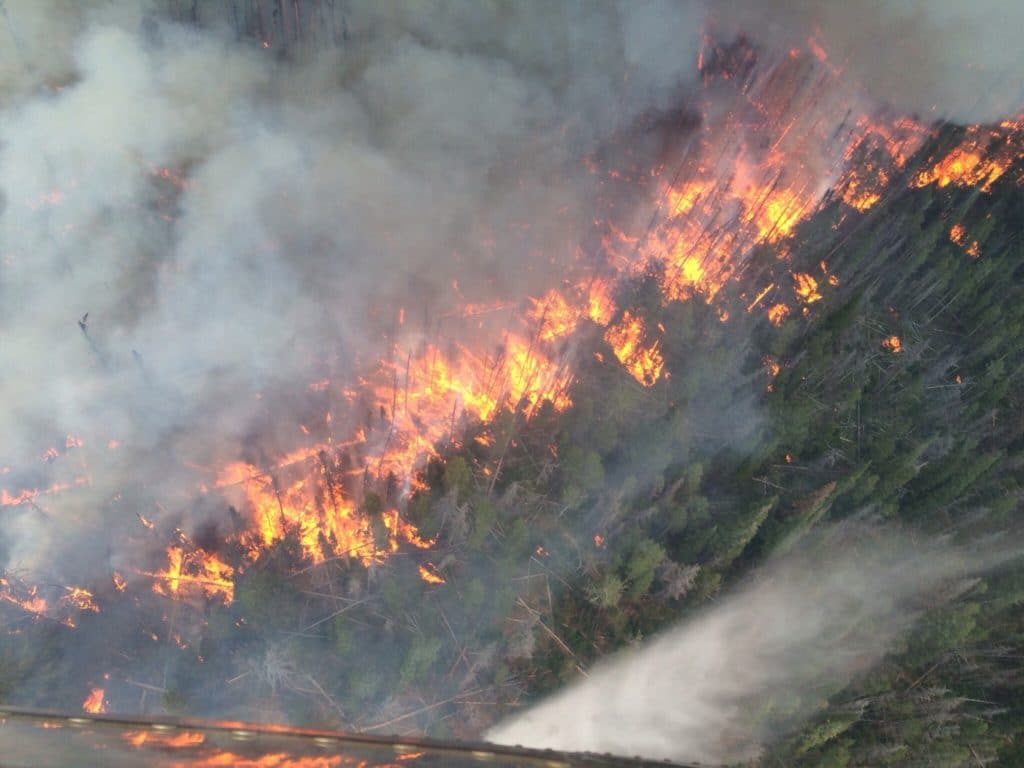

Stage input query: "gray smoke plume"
[
  {"left": 1, "top": 0, "right": 1023, "bottom": 758},
  {"left": 3, "top": 0, "right": 1022, "bottom": 587},
  {"left": 0, "top": 0, "right": 706, "bottom": 579},
  {"left": 718, "top": 0, "right": 1024, "bottom": 123},
  {"left": 487, "top": 526, "right": 982, "bottom": 765}
]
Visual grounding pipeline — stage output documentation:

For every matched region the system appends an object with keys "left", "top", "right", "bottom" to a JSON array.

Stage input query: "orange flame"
[
  {"left": 585, "top": 279, "right": 616, "bottom": 326},
  {"left": 914, "top": 120, "right": 1024, "bottom": 192},
  {"left": 383, "top": 510, "right": 435, "bottom": 551},
  {"left": 62, "top": 586, "right": 99, "bottom": 613},
  {"left": 223, "top": 461, "right": 373, "bottom": 565},
  {"left": 603, "top": 311, "right": 664, "bottom": 387},
  {"left": 82, "top": 687, "right": 106, "bottom": 714},
  {"left": 882, "top": 335, "right": 902, "bottom": 354},
  {"left": 17, "top": 42, "right": 1023, "bottom": 615},
  {"left": 767, "top": 303, "right": 791, "bottom": 326},
  {"left": 418, "top": 564, "right": 445, "bottom": 585},
  {"left": 1, "top": 476, "right": 90, "bottom": 507},
  {"left": 148, "top": 546, "right": 234, "bottom": 603},
  {"left": 124, "top": 730, "right": 206, "bottom": 748},
  {"left": 949, "top": 223, "right": 982, "bottom": 259},
  {"left": 528, "top": 289, "right": 581, "bottom": 342},
  {"left": 792, "top": 272, "right": 822, "bottom": 304},
  {"left": 188, "top": 752, "right": 344, "bottom": 767},
  {"left": 0, "top": 580, "right": 47, "bottom": 616}
]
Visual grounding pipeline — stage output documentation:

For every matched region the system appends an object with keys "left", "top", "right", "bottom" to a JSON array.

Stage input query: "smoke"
[
  {"left": 718, "top": 1, "right": 1024, "bottom": 124},
  {"left": 0, "top": 1, "right": 705, "bottom": 579},
  {"left": 487, "top": 525, "right": 981, "bottom": 765},
  {"left": 2, "top": 0, "right": 1021, "bottom": 588},
  {"left": 1, "top": 0, "right": 1023, "bottom": 750}
]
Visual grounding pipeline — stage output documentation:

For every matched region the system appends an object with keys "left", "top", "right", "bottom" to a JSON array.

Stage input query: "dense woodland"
[{"left": 2, "top": 89, "right": 1024, "bottom": 768}]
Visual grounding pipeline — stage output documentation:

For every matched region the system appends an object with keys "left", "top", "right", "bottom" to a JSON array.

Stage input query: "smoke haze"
[
  {"left": 3, "top": 0, "right": 1022, "bottom": 586},
  {"left": 1, "top": 0, "right": 707, "bottom": 578},
  {"left": 722, "top": 1, "right": 1024, "bottom": 124},
  {"left": 1, "top": 0, "right": 1023, "bottom": 763},
  {"left": 488, "top": 526, "right": 981, "bottom": 765}
]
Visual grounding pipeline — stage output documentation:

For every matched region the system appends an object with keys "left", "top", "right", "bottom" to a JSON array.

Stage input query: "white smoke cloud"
[
  {"left": 0, "top": 0, "right": 1019, "bottom": 613},
  {"left": 717, "top": 0, "right": 1024, "bottom": 123},
  {"left": 0, "top": 2, "right": 705, "bottom": 577},
  {"left": 0, "top": 0, "right": 1021, "bottom": 754},
  {"left": 487, "top": 527, "right": 977, "bottom": 765},
  {"left": 0, "top": 0, "right": 1019, "bottom": 641}
]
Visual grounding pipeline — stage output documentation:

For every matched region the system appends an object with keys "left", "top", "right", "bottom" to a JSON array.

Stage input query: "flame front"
[
  {"left": 6, "top": 36, "right": 1023, "bottom": 619},
  {"left": 914, "top": 120, "right": 1024, "bottom": 192}
]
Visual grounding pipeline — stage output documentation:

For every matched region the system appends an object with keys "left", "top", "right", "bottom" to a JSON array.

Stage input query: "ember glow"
[
  {"left": 61, "top": 587, "right": 99, "bottom": 613},
  {"left": 82, "top": 687, "right": 106, "bottom": 714},
  {"left": 882, "top": 336, "right": 903, "bottom": 354},
  {"left": 123, "top": 730, "right": 207, "bottom": 748},
  {"left": 0, "top": 578, "right": 47, "bottom": 616}
]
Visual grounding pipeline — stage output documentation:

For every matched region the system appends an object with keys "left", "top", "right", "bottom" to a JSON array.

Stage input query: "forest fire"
[
  {"left": 189, "top": 752, "right": 344, "bottom": 767},
  {"left": 792, "top": 273, "right": 823, "bottom": 305},
  {"left": 3, "top": 26, "right": 1024, "bottom": 747},
  {"left": 216, "top": 458, "right": 374, "bottom": 566},
  {"left": 767, "top": 303, "right": 791, "bottom": 326},
  {"left": 111, "top": 39, "right": 973, "bottom": 597},
  {"left": 6, "top": 33, "right": 1018, "bottom": 605},
  {"left": 417, "top": 564, "right": 446, "bottom": 585},
  {"left": 914, "top": 119, "right": 1024, "bottom": 192},
  {"left": 950, "top": 222, "right": 982, "bottom": 259}
]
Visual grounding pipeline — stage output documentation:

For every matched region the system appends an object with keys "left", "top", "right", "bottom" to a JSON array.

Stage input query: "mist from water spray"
[{"left": 488, "top": 526, "right": 983, "bottom": 765}]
